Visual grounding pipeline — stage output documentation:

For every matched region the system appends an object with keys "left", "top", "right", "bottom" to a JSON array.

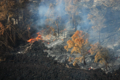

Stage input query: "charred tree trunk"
[
  {"left": 57, "top": 25, "right": 59, "bottom": 38},
  {"left": 105, "top": 58, "right": 109, "bottom": 70},
  {"left": 55, "top": 21, "right": 59, "bottom": 38},
  {"left": 105, "top": 62, "right": 108, "bottom": 70},
  {"left": 99, "top": 26, "right": 100, "bottom": 44},
  {"left": 84, "top": 60, "right": 86, "bottom": 65},
  {"left": 74, "top": 20, "right": 77, "bottom": 31},
  {"left": 72, "top": 14, "right": 77, "bottom": 32},
  {"left": 83, "top": 56, "right": 86, "bottom": 65}
]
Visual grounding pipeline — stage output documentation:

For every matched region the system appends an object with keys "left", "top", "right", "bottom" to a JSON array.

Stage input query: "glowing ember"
[
  {"left": 44, "top": 34, "right": 51, "bottom": 40},
  {"left": 61, "top": 39, "right": 64, "bottom": 41},
  {"left": 27, "top": 32, "right": 43, "bottom": 43},
  {"left": 64, "top": 28, "right": 66, "bottom": 31},
  {"left": 28, "top": 27, "right": 30, "bottom": 30},
  {"left": 88, "top": 50, "right": 90, "bottom": 53},
  {"left": 53, "top": 39, "right": 56, "bottom": 41},
  {"left": 60, "top": 28, "right": 67, "bottom": 33}
]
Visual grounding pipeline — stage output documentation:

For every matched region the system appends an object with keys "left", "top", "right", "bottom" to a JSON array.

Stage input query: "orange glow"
[
  {"left": 28, "top": 27, "right": 30, "bottom": 30},
  {"left": 27, "top": 38, "right": 35, "bottom": 43},
  {"left": 27, "top": 26, "right": 65, "bottom": 43},
  {"left": 27, "top": 32, "right": 43, "bottom": 43},
  {"left": 60, "top": 28, "right": 67, "bottom": 33},
  {"left": 61, "top": 39, "right": 64, "bottom": 41},
  {"left": 64, "top": 28, "right": 66, "bottom": 31},
  {"left": 53, "top": 39, "right": 56, "bottom": 41},
  {"left": 45, "top": 35, "right": 51, "bottom": 40}
]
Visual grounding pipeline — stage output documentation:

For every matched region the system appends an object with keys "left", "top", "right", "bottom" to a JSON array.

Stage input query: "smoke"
[
  {"left": 27, "top": 0, "right": 120, "bottom": 47},
  {"left": 38, "top": 3, "right": 49, "bottom": 26},
  {"left": 24, "top": 0, "right": 120, "bottom": 73}
]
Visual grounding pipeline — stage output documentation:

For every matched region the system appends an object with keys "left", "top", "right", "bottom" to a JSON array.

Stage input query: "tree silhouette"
[
  {"left": 0, "top": 0, "right": 15, "bottom": 21},
  {"left": 64, "top": 0, "right": 80, "bottom": 31},
  {"left": 87, "top": 8, "right": 106, "bottom": 43},
  {"left": 45, "top": 3, "right": 60, "bottom": 38},
  {"left": 94, "top": 47, "right": 109, "bottom": 69},
  {"left": 89, "top": 42, "right": 110, "bottom": 69},
  {"left": 0, "top": 0, "right": 31, "bottom": 52},
  {"left": 90, "top": 42, "right": 100, "bottom": 55}
]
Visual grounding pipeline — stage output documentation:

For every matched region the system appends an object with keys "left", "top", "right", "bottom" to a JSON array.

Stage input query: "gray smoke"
[{"left": 27, "top": 0, "right": 120, "bottom": 47}]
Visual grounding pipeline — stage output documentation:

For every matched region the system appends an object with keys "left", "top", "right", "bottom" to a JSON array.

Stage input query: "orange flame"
[{"left": 27, "top": 32, "right": 43, "bottom": 43}]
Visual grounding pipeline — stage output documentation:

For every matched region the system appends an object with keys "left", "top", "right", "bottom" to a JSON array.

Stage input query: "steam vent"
[{"left": 0, "top": 0, "right": 120, "bottom": 80}]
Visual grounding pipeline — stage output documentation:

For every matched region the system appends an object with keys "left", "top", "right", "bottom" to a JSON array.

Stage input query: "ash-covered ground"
[
  {"left": 42, "top": 32, "right": 120, "bottom": 74},
  {"left": 0, "top": 41, "right": 120, "bottom": 80}
]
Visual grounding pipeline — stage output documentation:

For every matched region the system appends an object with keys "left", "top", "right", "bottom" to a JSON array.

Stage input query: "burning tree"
[{"left": 64, "top": 30, "right": 90, "bottom": 66}]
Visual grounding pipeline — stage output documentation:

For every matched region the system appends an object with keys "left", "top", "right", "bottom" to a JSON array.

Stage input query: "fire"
[
  {"left": 27, "top": 38, "right": 35, "bottom": 43},
  {"left": 27, "top": 27, "right": 66, "bottom": 43},
  {"left": 27, "top": 32, "right": 43, "bottom": 43}
]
